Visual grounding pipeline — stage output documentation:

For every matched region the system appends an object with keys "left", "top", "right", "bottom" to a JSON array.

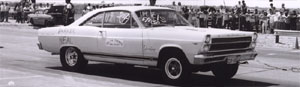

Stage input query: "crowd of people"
[
  {"left": 170, "top": 0, "right": 300, "bottom": 34},
  {"left": 0, "top": 1, "right": 41, "bottom": 23},
  {"left": 81, "top": 3, "right": 115, "bottom": 15},
  {"left": 0, "top": 0, "right": 74, "bottom": 25}
]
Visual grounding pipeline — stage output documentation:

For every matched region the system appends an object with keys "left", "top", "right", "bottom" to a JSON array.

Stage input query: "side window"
[
  {"left": 83, "top": 12, "right": 104, "bottom": 27},
  {"left": 103, "top": 11, "right": 137, "bottom": 28}
]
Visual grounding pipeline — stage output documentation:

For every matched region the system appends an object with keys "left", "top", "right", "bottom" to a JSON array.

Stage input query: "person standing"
[
  {"left": 3, "top": 3, "right": 10, "bottom": 22},
  {"left": 289, "top": 10, "right": 298, "bottom": 30},
  {"left": 64, "top": 0, "right": 75, "bottom": 25},
  {"left": 0, "top": 2, "right": 5, "bottom": 22},
  {"left": 15, "top": 4, "right": 22, "bottom": 23},
  {"left": 253, "top": 9, "right": 260, "bottom": 33}
]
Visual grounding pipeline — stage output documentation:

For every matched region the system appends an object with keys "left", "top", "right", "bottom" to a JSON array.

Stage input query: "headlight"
[
  {"left": 205, "top": 34, "right": 211, "bottom": 43},
  {"left": 252, "top": 33, "right": 258, "bottom": 42},
  {"left": 250, "top": 42, "right": 256, "bottom": 48},
  {"left": 203, "top": 44, "right": 210, "bottom": 52}
]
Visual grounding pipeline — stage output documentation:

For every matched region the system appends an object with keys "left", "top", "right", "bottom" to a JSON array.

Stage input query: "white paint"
[{"left": 0, "top": 75, "right": 42, "bottom": 80}]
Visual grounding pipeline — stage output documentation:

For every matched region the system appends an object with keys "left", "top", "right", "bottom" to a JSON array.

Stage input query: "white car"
[{"left": 37, "top": 6, "right": 257, "bottom": 84}]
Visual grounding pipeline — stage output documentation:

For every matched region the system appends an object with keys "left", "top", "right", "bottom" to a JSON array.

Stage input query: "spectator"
[
  {"left": 172, "top": 1, "right": 176, "bottom": 6},
  {"left": 269, "top": 3, "right": 276, "bottom": 15},
  {"left": 261, "top": 11, "right": 269, "bottom": 34},
  {"left": 3, "top": 3, "right": 9, "bottom": 22},
  {"left": 38, "top": 3, "right": 43, "bottom": 9},
  {"left": 235, "top": 1, "right": 242, "bottom": 15},
  {"left": 280, "top": 3, "right": 286, "bottom": 14},
  {"left": 174, "top": 2, "right": 182, "bottom": 13},
  {"left": 230, "top": 8, "right": 238, "bottom": 30},
  {"left": 188, "top": 8, "right": 199, "bottom": 27},
  {"left": 182, "top": 6, "right": 189, "bottom": 20},
  {"left": 0, "top": 2, "right": 4, "bottom": 22},
  {"left": 15, "top": 4, "right": 22, "bottom": 23},
  {"left": 288, "top": 10, "right": 298, "bottom": 30},
  {"left": 64, "top": 0, "right": 75, "bottom": 25},
  {"left": 254, "top": 9, "right": 260, "bottom": 32},
  {"left": 45, "top": 3, "right": 50, "bottom": 9},
  {"left": 23, "top": 4, "right": 31, "bottom": 23},
  {"left": 86, "top": 3, "right": 93, "bottom": 11},
  {"left": 242, "top": 0, "right": 247, "bottom": 14}
]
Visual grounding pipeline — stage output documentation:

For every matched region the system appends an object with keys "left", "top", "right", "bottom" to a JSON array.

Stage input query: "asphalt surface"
[{"left": 0, "top": 23, "right": 300, "bottom": 87}]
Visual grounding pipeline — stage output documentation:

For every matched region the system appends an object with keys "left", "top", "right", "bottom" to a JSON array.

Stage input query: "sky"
[{"left": 1, "top": 0, "right": 300, "bottom": 8}]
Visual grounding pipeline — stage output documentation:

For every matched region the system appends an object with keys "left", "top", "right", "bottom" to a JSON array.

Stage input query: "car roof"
[
  {"left": 93, "top": 6, "right": 173, "bottom": 12},
  {"left": 70, "top": 6, "right": 174, "bottom": 26}
]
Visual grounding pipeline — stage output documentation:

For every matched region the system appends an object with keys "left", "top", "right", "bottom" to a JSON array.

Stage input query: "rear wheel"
[
  {"left": 160, "top": 53, "right": 191, "bottom": 84},
  {"left": 60, "top": 47, "right": 88, "bottom": 72},
  {"left": 212, "top": 62, "right": 239, "bottom": 79},
  {"left": 44, "top": 20, "right": 52, "bottom": 27},
  {"left": 30, "top": 19, "right": 34, "bottom": 25}
]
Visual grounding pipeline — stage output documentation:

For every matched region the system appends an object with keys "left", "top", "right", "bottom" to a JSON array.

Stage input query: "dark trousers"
[
  {"left": 0, "top": 11, "right": 5, "bottom": 22},
  {"left": 16, "top": 12, "right": 22, "bottom": 23},
  {"left": 4, "top": 11, "right": 9, "bottom": 22}
]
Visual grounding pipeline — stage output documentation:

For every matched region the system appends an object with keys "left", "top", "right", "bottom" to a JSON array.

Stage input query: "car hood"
[{"left": 153, "top": 26, "right": 254, "bottom": 38}]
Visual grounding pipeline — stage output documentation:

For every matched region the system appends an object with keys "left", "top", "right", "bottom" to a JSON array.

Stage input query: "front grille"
[
  {"left": 209, "top": 37, "right": 252, "bottom": 51},
  {"left": 212, "top": 37, "right": 252, "bottom": 43}
]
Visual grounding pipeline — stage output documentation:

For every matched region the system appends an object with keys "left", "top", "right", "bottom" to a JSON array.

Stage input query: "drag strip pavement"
[{"left": 1, "top": 26, "right": 300, "bottom": 87}]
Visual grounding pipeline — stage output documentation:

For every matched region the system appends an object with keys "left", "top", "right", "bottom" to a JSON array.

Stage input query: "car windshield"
[{"left": 136, "top": 10, "right": 191, "bottom": 27}]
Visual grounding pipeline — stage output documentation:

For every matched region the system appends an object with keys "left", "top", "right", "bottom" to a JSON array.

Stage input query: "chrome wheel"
[
  {"left": 165, "top": 58, "right": 182, "bottom": 80},
  {"left": 65, "top": 47, "right": 78, "bottom": 67}
]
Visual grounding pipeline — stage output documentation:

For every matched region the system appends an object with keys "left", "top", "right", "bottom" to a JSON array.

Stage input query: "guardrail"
[{"left": 274, "top": 29, "right": 300, "bottom": 49}]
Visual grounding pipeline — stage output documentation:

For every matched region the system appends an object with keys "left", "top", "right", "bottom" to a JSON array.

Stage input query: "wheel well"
[
  {"left": 157, "top": 47, "right": 188, "bottom": 68},
  {"left": 60, "top": 46, "right": 80, "bottom": 54}
]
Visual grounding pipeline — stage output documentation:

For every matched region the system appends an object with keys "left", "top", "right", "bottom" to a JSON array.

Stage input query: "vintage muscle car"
[
  {"left": 37, "top": 6, "right": 258, "bottom": 83},
  {"left": 28, "top": 8, "right": 53, "bottom": 26}
]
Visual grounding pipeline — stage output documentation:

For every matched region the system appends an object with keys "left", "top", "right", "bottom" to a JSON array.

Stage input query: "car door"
[
  {"left": 99, "top": 11, "right": 143, "bottom": 57},
  {"left": 79, "top": 12, "right": 106, "bottom": 54}
]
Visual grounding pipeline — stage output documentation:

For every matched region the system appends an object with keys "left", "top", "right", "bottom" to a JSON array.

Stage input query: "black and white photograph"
[{"left": 0, "top": 0, "right": 299, "bottom": 87}]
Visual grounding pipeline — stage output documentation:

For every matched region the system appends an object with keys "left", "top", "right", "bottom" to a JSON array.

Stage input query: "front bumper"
[{"left": 194, "top": 51, "right": 257, "bottom": 65}]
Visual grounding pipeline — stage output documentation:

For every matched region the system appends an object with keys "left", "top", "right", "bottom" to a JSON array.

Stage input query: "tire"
[
  {"left": 212, "top": 62, "right": 239, "bottom": 80},
  {"left": 44, "top": 20, "right": 51, "bottom": 27},
  {"left": 30, "top": 19, "right": 34, "bottom": 25},
  {"left": 60, "top": 47, "right": 88, "bottom": 72},
  {"left": 160, "top": 53, "right": 191, "bottom": 84}
]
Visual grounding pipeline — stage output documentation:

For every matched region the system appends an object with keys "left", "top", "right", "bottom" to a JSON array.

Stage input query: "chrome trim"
[
  {"left": 194, "top": 51, "right": 257, "bottom": 64},
  {"left": 205, "top": 47, "right": 252, "bottom": 53},
  {"left": 84, "top": 54, "right": 157, "bottom": 66},
  {"left": 208, "top": 41, "right": 251, "bottom": 45}
]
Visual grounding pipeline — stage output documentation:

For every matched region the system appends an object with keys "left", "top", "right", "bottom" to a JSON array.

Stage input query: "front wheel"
[
  {"left": 60, "top": 47, "right": 88, "bottom": 72},
  {"left": 212, "top": 62, "right": 239, "bottom": 79},
  {"left": 161, "top": 55, "right": 191, "bottom": 84}
]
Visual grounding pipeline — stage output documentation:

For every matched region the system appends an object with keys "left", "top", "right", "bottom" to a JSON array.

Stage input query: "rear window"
[{"left": 48, "top": 6, "right": 65, "bottom": 13}]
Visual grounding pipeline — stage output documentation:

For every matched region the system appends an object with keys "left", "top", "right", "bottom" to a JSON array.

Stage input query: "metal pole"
[
  {"left": 295, "top": 37, "right": 299, "bottom": 49},
  {"left": 275, "top": 35, "right": 279, "bottom": 43}
]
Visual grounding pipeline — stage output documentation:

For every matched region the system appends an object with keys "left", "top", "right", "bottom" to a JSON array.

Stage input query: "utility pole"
[{"left": 204, "top": 0, "right": 206, "bottom": 5}]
